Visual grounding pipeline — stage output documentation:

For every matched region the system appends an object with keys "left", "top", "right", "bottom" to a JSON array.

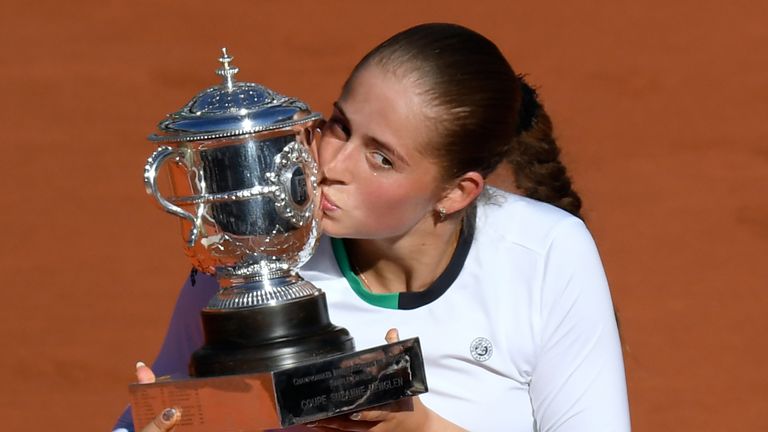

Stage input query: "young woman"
[{"left": 116, "top": 23, "right": 629, "bottom": 432}]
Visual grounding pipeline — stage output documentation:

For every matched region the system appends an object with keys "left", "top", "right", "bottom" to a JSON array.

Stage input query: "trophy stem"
[{"left": 209, "top": 273, "right": 320, "bottom": 310}]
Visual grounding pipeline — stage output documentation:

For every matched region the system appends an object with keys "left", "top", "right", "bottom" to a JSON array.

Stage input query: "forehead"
[{"left": 339, "top": 65, "right": 438, "bottom": 158}]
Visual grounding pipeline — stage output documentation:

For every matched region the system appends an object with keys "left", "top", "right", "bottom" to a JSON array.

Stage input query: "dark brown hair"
[
  {"left": 509, "top": 80, "right": 582, "bottom": 218},
  {"left": 347, "top": 23, "right": 582, "bottom": 218}
]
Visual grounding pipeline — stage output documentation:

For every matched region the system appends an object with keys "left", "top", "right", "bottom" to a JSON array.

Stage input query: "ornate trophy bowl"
[
  {"left": 133, "top": 50, "right": 426, "bottom": 429},
  {"left": 144, "top": 49, "right": 353, "bottom": 376}
]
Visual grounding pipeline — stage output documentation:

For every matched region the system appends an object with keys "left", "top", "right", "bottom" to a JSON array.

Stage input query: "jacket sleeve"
[
  {"left": 529, "top": 219, "right": 631, "bottom": 431},
  {"left": 151, "top": 270, "right": 218, "bottom": 377}
]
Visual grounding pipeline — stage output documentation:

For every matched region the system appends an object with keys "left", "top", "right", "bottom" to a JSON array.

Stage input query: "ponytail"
[{"left": 506, "top": 79, "right": 583, "bottom": 219}]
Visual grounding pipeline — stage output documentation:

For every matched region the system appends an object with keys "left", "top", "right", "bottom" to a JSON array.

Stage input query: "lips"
[{"left": 320, "top": 189, "right": 340, "bottom": 212}]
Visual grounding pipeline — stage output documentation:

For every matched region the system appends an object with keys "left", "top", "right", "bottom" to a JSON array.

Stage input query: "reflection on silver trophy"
[
  {"left": 143, "top": 48, "right": 354, "bottom": 376},
  {"left": 134, "top": 49, "right": 426, "bottom": 429}
]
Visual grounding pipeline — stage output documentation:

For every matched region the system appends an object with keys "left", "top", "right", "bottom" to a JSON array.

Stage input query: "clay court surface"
[{"left": 1, "top": 1, "right": 766, "bottom": 430}]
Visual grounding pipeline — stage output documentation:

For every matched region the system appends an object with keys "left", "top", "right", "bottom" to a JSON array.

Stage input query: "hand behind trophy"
[{"left": 134, "top": 362, "right": 181, "bottom": 432}]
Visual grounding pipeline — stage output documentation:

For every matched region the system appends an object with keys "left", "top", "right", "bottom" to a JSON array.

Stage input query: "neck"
[{"left": 346, "top": 217, "right": 463, "bottom": 294}]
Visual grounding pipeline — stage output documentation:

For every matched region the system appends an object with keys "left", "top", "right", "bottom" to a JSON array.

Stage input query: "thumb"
[
  {"left": 141, "top": 407, "right": 182, "bottom": 432},
  {"left": 385, "top": 328, "right": 400, "bottom": 343},
  {"left": 135, "top": 361, "right": 156, "bottom": 384},
  {"left": 134, "top": 363, "right": 181, "bottom": 431}
]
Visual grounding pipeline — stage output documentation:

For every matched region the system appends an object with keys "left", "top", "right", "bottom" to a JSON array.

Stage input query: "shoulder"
[
  {"left": 476, "top": 190, "right": 612, "bottom": 319},
  {"left": 475, "top": 187, "right": 590, "bottom": 256}
]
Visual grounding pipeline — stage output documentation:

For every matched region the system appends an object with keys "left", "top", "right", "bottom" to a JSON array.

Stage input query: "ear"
[{"left": 436, "top": 171, "right": 485, "bottom": 216}]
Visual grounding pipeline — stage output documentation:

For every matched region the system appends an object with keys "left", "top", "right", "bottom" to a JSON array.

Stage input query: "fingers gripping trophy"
[{"left": 136, "top": 49, "right": 426, "bottom": 429}]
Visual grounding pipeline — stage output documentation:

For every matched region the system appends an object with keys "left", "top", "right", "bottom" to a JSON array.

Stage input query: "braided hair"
[{"left": 507, "top": 79, "right": 583, "bottom": 219}]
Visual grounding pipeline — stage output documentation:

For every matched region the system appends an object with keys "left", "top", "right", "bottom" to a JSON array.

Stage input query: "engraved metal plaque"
[{"left": 129, "top": 338, "right": 427, "bottom": 430}]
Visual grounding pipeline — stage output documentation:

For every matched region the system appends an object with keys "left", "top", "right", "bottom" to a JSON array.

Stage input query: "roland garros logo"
[{"left": 470, "top": 337, "right": 493, "bottom": 362}]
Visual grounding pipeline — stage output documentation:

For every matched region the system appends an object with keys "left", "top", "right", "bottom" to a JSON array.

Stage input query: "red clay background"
[{"left": 1, "top": 1, "right": 766, "bottom": 430}]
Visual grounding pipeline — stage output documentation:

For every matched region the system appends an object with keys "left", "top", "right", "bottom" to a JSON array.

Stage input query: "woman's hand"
[
  {"left": 306, "top": 396, "right": 460, "bottom": 432},
  {"left": 135, "top": 362, "right": 182, "bottom": 432},
  {"left": 306, "top": 329, "right": 467, "bottom": 432}
]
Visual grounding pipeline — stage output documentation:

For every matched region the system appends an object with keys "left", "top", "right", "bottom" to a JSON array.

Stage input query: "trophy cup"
[{"left": 130, "top": 49, "right": 426, "bottom": 430}]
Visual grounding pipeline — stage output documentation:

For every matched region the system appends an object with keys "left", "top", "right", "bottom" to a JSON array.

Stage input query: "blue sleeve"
[{"left": 112, "top": 269, "right": 219, "bottom": 431}]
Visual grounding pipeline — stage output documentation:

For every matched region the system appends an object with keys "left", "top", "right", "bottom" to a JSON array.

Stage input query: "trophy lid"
[{"left": 149, "top": 48, "right": 321, "bottom": 143}]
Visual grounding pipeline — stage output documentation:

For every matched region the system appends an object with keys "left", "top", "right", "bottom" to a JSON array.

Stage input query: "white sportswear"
[{"left": 114, "top": 189, "right": 631, "bottom": 431}]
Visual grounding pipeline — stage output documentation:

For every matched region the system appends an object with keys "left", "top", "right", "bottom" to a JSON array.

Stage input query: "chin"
[
  {"left": 319, "top": 220, "right": 347, "bottom": 238},
  {"left": 319, "top": 221, "right": 372, "bottom": 240}
]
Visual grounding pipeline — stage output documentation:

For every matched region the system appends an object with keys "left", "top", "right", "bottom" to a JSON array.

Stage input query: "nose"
[{"left": 318, "top": 133, "right": 355, "bottom": 185}]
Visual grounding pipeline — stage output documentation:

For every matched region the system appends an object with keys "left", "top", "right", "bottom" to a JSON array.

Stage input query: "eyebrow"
[
  {"left": 332, "top": 101, "right": 348, "bottom": 122},
  {"left": 332, "top": 101, "right": 411, "bottom": 168}
]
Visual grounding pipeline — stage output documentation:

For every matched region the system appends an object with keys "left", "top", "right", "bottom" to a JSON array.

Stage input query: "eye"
[{"left": 368, "top": 151, "right": 394, "bottom": 169}]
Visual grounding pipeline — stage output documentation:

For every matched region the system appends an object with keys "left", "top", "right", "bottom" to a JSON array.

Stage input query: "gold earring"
[{"left": 438, "top": 207, "right": 447, "bottom": 221}]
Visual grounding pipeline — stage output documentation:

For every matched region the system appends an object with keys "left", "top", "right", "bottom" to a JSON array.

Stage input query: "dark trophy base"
[
  {"left": 129, "top": 338, "right": 428, "bottom": 430},
  {"left": 130, "top": 289, "right": 428, "bottom": 429},
  {"left": 190, "top": 292, "right": 355, "bottom": 377}
]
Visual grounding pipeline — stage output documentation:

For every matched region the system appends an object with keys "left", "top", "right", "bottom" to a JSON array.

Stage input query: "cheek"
[
  {"left": 357, "top": 180, "right": 434, "bottom": 227},
  {"left": 320, "top": 179, "right": 434, "bottom": 239}
]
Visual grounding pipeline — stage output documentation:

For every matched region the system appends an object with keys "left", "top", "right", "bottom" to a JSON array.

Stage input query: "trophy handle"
[{"left": 144, "top": 146, "right": 199, "bottom": 246}]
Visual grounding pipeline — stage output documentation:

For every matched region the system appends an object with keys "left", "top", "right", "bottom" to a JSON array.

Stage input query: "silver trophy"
[
  {"left": 144, "top": 48, "right": 353, "bottom": 376},
  {"left": 135, "top": 50, "right": 426, "bottom": 429}
]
